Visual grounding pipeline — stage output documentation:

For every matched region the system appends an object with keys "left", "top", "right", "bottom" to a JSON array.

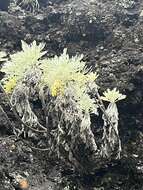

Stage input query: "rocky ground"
[{"left": 0, "top": 0, "right": 143, "bottom": 189}]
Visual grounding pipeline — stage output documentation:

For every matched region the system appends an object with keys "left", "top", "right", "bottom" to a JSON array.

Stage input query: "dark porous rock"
[{"left": 0, "top": 137, "right": 63, "bottom": 190}]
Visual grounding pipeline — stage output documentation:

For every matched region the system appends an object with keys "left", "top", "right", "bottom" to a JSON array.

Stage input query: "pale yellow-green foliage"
[
  {"left": 1, "top": 40, "right": 46, "bottom": 93},
  {"left": 50, "top": 80, "right": 65, "bottom": 97},
  {"left": 40, "top": 49, "right": 98, "bottom": 90},
  {"left": 40, "top": 49, "right": 98, "bottom": 113},
  {"left": 1, "top": 40, "right": 46, "bottom": 92},
  {"left": 40, "top": 49, "right": 85, "bottom": 89},
  {"left": 1, "top": 40, "right": 98, "bottom": 112},
  {"left": 71, "top": 84, "right": 96, "bottom": 113},
  {"left": 101, "top": 88, "right": 126, "bottom": 103},
  {"left": 3, "top": 76, "right": 17, "bottom": 94}
]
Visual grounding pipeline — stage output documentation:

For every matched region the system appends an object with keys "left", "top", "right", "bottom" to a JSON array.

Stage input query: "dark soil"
[{"left": 0, "top": 0, "right": 143, "bottom": 189}]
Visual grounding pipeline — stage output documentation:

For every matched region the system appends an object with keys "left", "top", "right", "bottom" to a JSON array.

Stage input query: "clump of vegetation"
[
  {"left": 40, "top": 48, "right": 98, "bottom": 113},
  {"left": 1, "top": 40, "right": 45, "bottom": 93},
  {"left": 0, "top": 40, "right": 126, "bottom": 173}
]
